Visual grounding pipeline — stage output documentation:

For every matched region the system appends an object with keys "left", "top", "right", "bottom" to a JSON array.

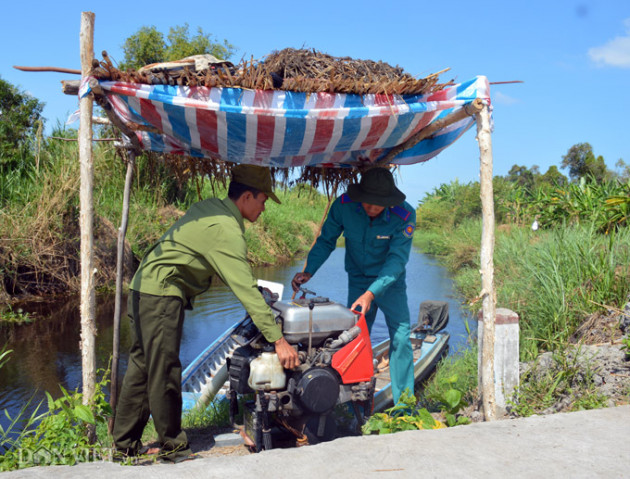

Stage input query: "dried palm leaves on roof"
[
  {"left": 94, "top": 48, "right": 450, "bottom": 96},
  {"left": 142, "top": 152, "right": 359, "bottom": 200}
]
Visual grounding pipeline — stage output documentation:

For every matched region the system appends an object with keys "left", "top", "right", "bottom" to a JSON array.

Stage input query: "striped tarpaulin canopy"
[{"left": 87, "top": 75, "right": 490, "bottom": 167}]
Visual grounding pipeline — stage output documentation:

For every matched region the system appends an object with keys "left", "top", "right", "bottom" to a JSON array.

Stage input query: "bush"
[{"left": 0, "top": 350, "right": 112, "bottom": 471}]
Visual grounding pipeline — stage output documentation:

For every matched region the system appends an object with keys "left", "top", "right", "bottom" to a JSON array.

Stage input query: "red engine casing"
[{"left": 331, "top": 313, "right": 374, "bottom": 384}]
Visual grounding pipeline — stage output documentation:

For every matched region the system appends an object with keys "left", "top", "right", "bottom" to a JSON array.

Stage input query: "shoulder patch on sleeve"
[
  {"left": 340, "top": 193, "right": 355, "bottom": 204},
  {"left": 391, "top": 205, "right": 411, "bottom": 221},
  {"left": 403, "top": 222, "right": 415, "bottom": 238}
]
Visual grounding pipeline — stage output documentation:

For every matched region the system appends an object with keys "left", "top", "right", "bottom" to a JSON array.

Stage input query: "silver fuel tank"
[{"left": 271, "top": 297, "right": 357, "bottom": 345}]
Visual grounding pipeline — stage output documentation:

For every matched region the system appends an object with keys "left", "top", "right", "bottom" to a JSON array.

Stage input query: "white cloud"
[
  {"left": 588, "top": 18, "right": 630, "bottom": 68},
  {"left": 492, "top": 91, "right": 519, "bottom": 106}
]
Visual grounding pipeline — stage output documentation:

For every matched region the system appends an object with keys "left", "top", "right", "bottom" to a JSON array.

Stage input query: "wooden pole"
[
  {"left": 108, "top": 148, "right": 136, "bottom": 433},
  {"left": 78, "top": 11, "right": 97, "bottom": 438},
  {"left": 13, "top": 65, "right": 82, "bottom": 74},
  {"left": 376, "top": 98, "right": 484, "bottom": 166},
  {"left": 476, "top": 102, "right": 497, "bottom": 421}
]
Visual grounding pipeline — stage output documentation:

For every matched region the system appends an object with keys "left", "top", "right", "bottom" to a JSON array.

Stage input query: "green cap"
[
  {"left": 347, "top": 167, "right": 405, "bottom": 207},
  {"left": 231, "top": 164, "right": 281, "bottom": 204}
]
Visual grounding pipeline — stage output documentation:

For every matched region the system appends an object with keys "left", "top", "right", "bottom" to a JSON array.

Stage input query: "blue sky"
[{"left": 2, "top": 0, "right": 629, "bottom": 206}]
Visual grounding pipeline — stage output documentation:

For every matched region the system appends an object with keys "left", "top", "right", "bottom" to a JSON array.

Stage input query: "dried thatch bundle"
[
  {"left": 94, "top": 48, "right": 449, "bottom": 96},
  {"left": 262, "top": 48, "right": 447, "bottom": 95},
  {"left": 152, "top": 153, "right": 359, "bottom": 201}
]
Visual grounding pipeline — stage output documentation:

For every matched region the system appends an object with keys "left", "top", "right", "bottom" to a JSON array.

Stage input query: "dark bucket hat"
[
  {"left": 231, "top": 164, "right": 281, "bottom": 204},
  {"left": 347, "top": 168, "right": 405, "bottom": 207}
]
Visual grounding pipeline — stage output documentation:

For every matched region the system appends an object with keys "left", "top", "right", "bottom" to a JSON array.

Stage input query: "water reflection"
[
  {"left": 0, "top": 247, "right": 474, "bottom": 425},
  {"left": 0, "top": 295, "right": 132, "bottom": 418}
]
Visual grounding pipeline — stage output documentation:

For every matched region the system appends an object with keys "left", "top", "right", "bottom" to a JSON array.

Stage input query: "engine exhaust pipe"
[{"left": 328, "top": 326, "right": 361, "bottom": 349}]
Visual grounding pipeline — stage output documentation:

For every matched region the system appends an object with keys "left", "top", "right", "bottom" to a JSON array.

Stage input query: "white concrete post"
[{"left": 478, "top": 308, "right": 520, "bottom": 416}]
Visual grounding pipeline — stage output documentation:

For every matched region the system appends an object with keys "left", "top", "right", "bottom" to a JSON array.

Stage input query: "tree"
[
  {"left": 615, "top": 159, "right": 630, "bottom": 181},
  {"left": 166, "top": 24, "right": 234, "bottom": 62},
  {"left": 119, "top": 26, "right": 166, "bottom": 71},
  {"left": 120, "top": 23, "right": 235, "bottom": 71},
  {"left": 0, "top": 76, "right": 44, "bottom": 171},
  {"left": 117, "top": 24, "right": 236, "bottom": 202},
  {"left": 506, "top": 164, "right": 539, "bottom": 190},
  {"left": 561, "top": 142, "right": 611, "bottom": 183},
  {"left": 540, "top": 165, "right": 567, "bottom": 187}
]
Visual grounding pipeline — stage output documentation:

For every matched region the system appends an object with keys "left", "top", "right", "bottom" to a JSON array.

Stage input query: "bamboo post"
[
  {"left": 13, "top": 65, "right": 82, "bottom": 74},
  {"left": 108, "top": 148, "right": 136, "bottom": 433},
  {"left": 476, "top": 102, "right": 497, "bottom": 421},
  {"left": 376, "top": 98, "right": 484, "bottom": 166},
  {"left": 78, "top": 11, "right": 97, "bottom": 438}
]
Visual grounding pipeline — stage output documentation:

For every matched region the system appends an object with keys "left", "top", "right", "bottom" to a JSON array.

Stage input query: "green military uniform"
[
  {"left": 304, "top": 193, "right": 416, "bottom": 403},
  {"left": 113, "top": 197, "right": 282, "bottom": 460}
]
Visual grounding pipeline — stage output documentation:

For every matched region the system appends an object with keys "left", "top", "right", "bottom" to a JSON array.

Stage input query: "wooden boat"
[
  {"left": 372, "top": 329, "right": 449, "bottom": 412},
  {"left": 181, "top": 316, "right": 245, "bottom": 411}
]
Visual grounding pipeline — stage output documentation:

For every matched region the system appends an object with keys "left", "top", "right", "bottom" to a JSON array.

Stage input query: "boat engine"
[{"left": 227, "top": 289, "right": 375, "bottom": 451}]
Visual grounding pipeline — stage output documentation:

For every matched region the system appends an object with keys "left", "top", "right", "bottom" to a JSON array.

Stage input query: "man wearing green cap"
[
  {"left": 113, "top": 164, "right": 299, "bottom": 462},
  {"left": 291, "top": 167, "right": 415, "bottom": 404}
]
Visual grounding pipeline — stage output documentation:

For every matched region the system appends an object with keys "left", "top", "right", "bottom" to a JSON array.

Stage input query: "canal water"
[{"left": 0, "top": 247, "right": 475, "bottom": 426}]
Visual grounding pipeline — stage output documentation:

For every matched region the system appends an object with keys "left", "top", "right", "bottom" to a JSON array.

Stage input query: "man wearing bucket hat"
[
  {"left": 291, "top": 167, "right": 415, "bottom": 404},
  {"left": 114, "top": 164, "right": 299, "bottom": 463}
]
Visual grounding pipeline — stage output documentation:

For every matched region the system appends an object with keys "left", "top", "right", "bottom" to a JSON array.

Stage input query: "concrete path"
[{"left": 4, "top": 405, "right": 629, "bottom": 478}]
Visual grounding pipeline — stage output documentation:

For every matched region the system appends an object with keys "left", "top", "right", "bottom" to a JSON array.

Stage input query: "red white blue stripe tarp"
[{"left": 86, "top": 75, "right": 490, "bottom": 168}]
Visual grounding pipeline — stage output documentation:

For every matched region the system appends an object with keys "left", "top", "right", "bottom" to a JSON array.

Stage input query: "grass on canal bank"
[
  {"left": 0, "top": 133, "right": 331, "bottom": 306},
  {"left": 414, "top": 177, "right": 630, "bottom": 419},
  {"left": 415, "top": 220, "right": 630, "bottom": 359}
]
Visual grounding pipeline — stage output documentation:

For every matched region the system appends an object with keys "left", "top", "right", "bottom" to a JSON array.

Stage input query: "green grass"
[
  {"left": 418, "top": 346, "right": 478, "bottom": 412},
  {"left": 181, "top": 399, "right": 231, "bottom": 429},
  {"left": 245, "top": 185, "right": 330, "bottom": 265},
  {"left": 494, "top": 224, "right": 630, "bottom": 358},
  {"left": 510, "top": 347, "right": 609, "bottom": 416},
  {"left": 414, "top": 177, "right": 630, "bottom": 416},
  {"left": 415, "top": 214, "right": 630, "bottom": 360},
  {"left": 0, "top": 305, "right": 34, "bottom": 323},
  {"left": 0, "top": 361, "right": 113, "bottom": 471},
  {"left": 0, "top": 133, "right": 334, "bottom": 297}
]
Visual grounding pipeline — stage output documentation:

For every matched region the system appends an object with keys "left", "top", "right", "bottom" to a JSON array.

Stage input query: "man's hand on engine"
[
  {"left": 351, "top": 290, "right": 375, "bottom": 315},
  {"left": 274, "top": 337, "right": 300, "bottom": 369},
  {"left": 291, "top": 272, "right": 312, "bottom": 292}
]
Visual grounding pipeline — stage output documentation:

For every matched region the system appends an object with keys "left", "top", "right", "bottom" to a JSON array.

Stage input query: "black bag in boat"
[{"left": 416, "top": 301, "right": 449, "bottom": 334}]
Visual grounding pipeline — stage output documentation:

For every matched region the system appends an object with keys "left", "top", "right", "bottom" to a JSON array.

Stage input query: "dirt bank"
[{"left": 1, "top": 214, "right": 136, "bottom": 300}]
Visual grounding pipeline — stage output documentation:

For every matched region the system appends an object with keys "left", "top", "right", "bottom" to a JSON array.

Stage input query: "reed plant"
[
  {"left": 503, "top": 177, "right": 630, "bottom": 233},
  {"left": 418, "top": 218, "right": 630, "bottom": 360},
  {"left": 0, "top": 129, "right": 82, "bottom": 296},
  {"left": 416, "top": 176, "right": 630, "bottom": 414},
  {"left": 418, "top": 176, "right": 630, "bottom": 358},
  {"left": 495, "top": 223, "right": 630, "bottom": 358}
]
